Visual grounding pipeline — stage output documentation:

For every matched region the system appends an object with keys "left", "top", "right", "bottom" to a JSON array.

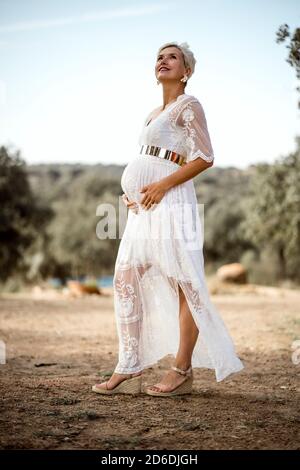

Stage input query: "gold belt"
[{"left": 139, "top": 145, "right": 187, "bottom": 167}]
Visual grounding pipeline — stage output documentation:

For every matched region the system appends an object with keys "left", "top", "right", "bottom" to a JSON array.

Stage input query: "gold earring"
[{"left": 180, "top": 74, "right": 188, "bottom": 83}]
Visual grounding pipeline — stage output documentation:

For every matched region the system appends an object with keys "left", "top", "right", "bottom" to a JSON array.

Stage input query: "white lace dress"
[{"left": 113, "top": 93, "right": 244, "bottom": 381}]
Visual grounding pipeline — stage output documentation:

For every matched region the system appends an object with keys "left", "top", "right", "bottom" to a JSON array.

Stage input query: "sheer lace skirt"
[{"left": 113, "top": 153, "right": 244, "bottom": 381}]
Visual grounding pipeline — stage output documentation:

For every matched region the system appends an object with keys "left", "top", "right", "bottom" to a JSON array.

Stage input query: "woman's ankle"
[
  {"left": 114, "top": 371, "right": 143, "bottom": 377},
  {"left": 174, "top": 362, "right": 192, "bottom": 371},
  {"left": 131, "top": 371, "right": 143, "bottom": 377}
]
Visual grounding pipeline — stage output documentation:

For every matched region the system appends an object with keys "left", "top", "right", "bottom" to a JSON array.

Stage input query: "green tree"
[
  {"left": 241, "top": 138, "right": 300, "bottom": 280},
  {"left": 46, "top": 171, "right": 122, "bottom": 279},
  {"left": 0, "top": 146, "right": 54, "bottom": 282},
  {"left": 276, "top": 24, "right": 300, "bottom": 109},
  {"left": 204, "top": 194, "right": 253, "bottom": 264},
  {"left": 0, "top": 146, "right": 53, "bottom": 282}
]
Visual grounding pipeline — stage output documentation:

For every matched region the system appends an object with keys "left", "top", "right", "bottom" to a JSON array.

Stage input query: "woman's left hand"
[{"left": 139, "top": 181, "right": 167, "bottom": 210}]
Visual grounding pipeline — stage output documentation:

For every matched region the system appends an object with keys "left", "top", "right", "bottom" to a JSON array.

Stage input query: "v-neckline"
[{"left": 145, "top": 93, "right": 189, "bottom": 128}]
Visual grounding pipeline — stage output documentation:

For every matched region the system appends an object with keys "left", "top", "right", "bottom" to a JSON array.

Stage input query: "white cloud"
[{"left": 0, "top": 3, "right": 172, "bottom": 33}]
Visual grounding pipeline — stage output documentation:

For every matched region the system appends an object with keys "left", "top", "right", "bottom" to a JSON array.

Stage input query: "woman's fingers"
[
  {"left": 122, "top": 194, "right": 131, "bottom": 206},
  {"left": 122, "top": 194, "right": 139, "bottom": 213}
]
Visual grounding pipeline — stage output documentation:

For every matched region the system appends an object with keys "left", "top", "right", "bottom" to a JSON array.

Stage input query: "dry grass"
[{"left": 0, "top": 283, "right": 299, "bottom": 450}]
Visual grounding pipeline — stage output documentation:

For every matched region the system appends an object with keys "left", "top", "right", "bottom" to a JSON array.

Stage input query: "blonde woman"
[{"left": 92, "top": 41, "right": 244, "bottom": 397}]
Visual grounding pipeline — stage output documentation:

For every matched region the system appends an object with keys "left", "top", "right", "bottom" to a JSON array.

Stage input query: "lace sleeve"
[{"left": 177, "top": 99, "right": 214, "bottom": 164}]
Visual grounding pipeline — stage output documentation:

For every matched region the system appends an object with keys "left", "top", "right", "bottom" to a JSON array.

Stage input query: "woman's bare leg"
[{"left": 147, "top": 283, "right": 199, "bottom": 392}]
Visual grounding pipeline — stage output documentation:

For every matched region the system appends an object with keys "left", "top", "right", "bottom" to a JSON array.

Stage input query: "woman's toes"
[
  {"left": 148, "top": 384, "right": 162, "bottom": 392},
  {"left": 94, "top": 382, "right": 107, "bottom": 390}
]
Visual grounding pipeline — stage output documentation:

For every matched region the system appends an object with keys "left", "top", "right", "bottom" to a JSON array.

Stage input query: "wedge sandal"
[
  {"left": 145, "top": 365, "right": 193, "bottom": 397},
  {"left": 92, "top": 373, "right": 142, "bottom": 395}
]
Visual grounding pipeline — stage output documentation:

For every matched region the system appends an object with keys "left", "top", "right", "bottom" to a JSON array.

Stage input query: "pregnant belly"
[
  {"left": 120, "top": 154, "right": 190, "bottom": 207},
  {"left": 121, "top": 157, "right": 143, "bottom": 205}
]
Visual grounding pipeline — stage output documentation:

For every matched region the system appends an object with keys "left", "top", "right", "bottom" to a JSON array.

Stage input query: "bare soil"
[{"left": 0, "top": 282, "right": 299, "bottom": 450}]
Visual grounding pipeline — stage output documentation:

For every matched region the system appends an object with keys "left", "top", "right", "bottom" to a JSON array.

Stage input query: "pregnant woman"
[{"left": 92, "top": 41, "right": 244, "bottom": 397}]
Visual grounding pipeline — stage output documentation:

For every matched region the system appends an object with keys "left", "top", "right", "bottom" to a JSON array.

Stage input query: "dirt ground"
[{"left": 0, "top": 281, "right": 299, "bottom": 450}]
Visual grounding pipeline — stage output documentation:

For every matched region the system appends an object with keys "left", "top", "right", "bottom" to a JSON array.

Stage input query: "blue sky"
[{"left": 0, "top": 0, "right": 299, "bottom": 168}]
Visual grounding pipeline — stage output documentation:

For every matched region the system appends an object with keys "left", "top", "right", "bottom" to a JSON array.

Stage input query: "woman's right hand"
[{"left": 121, "top": 193, "right": 139, "bottom": 214}]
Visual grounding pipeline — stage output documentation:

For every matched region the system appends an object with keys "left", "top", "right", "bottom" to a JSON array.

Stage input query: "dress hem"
[{"left": 114, "top": 352, "right": 244, "bottom": 382}]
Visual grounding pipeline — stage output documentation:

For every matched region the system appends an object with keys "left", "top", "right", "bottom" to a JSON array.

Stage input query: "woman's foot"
[
  {"left": 93, "top": 371, "right": 143, "bottom": 391},
  {"left": 147, "top": 366, "right": 192, "bottom": 393}
]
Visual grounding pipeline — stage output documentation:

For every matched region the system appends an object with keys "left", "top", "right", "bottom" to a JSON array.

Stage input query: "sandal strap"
[{"left": 171, "top": 365, "right": 193, "bottom": 376}]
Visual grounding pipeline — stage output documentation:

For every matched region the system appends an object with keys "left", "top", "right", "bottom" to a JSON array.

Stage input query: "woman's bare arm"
[
  {"left": 139, "top": 158, "right": 213, "bottom": 209},
  {"left": 159, "top": 157, "right": 213, "bottom": 191}
]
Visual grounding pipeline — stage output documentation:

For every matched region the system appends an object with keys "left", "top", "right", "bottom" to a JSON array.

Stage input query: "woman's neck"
[{"left": 161, "top": 87, "right": 186, "bottom": 110}]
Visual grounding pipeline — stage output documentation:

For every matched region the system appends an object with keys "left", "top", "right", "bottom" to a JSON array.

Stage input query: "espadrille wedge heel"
[
  {"left": 145, "top": 365, "right": 193, "bottom": 397},
  {"left": 92, "top": 373, "right": 142, "bottom": 395}
]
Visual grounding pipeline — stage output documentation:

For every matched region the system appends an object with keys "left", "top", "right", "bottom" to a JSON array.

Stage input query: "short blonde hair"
[{"left": 157, "top": 41, "right": 196, "bottom": 83}]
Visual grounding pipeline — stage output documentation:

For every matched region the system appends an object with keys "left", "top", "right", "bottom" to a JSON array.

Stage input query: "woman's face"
[{"left": 155, "top": 46, "right": 190, "bottom": 83}]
